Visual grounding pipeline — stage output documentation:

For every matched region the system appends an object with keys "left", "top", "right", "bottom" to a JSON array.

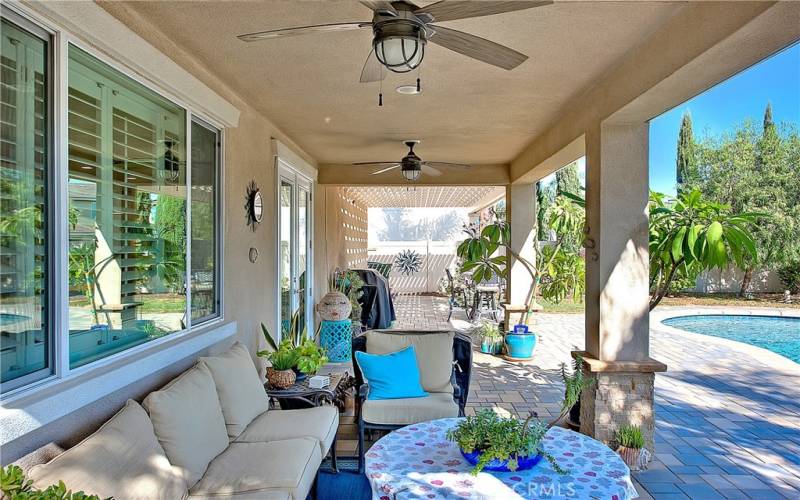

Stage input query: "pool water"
[{"left": 663, "top": 315, "right": 800, "bottom": 363}]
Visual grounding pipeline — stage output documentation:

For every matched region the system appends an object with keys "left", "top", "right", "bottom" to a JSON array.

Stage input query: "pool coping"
[{"left": 651, "top": 306, "right": 800, "bottom": 372}]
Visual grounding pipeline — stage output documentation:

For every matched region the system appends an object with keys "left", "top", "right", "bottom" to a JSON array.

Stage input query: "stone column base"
[{"left": 572, "top": 351, "right": 667, "bottom": 454}]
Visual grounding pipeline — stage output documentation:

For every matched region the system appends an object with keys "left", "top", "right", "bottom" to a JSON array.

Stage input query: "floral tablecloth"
[{"left": 365, "top": 418, "right": 638, "bottom": 500}]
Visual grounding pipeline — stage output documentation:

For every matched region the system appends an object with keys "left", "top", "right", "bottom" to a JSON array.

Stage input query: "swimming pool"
[{"left": 663, "top": 314, "right": 800, "bottom": 363}]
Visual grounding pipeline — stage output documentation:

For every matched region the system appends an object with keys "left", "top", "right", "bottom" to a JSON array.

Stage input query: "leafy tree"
[
  {"left": 556, "top": 161, "right": 580, "bottom": 197},
  {"left": 693, "top": 105, "right": 800, "bottom": 295},
  {"left": 676, "top": 111, "right": 698, "bottom": 192},
  {"left": 536, "top": 180, "right": 555, "bottom": 241},
  {"left": 649, "top": 189, "right": 762, "bottom": 309}
]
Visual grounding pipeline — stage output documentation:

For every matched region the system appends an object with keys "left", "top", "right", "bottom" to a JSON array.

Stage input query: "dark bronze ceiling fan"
[
  {"left": 237, "top": 1, "right": 552, "bottom": 82},
  {"left": 353, "top": 140, "right": 471, "bottom": 182}
]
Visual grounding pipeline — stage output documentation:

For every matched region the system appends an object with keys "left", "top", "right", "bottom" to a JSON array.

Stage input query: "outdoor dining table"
[{"left": 365, "top": 417, "right": 638, "bottom": 500}]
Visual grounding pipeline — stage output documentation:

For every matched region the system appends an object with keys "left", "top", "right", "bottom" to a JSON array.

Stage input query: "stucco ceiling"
[
  {"left": 345, "top": 185, "right": 504, "bottom": 208},
  {"left": 101, "top": 1, "right": 683, "bottom": 166}
]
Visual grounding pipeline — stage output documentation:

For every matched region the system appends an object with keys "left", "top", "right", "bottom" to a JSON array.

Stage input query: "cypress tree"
[{"left": 676, "top": 111, "right": 697, "bottom": 192}]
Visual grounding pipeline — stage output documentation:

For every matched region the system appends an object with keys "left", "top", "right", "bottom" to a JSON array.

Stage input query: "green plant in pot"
[
  {"left": 559, "top": 355, "right": 594, "bottom": 430},
  {"left": 258, "top": 324, "right": 297, "bottom": 389},
  {"left": 295, "top": 338, "right": 328, "bottom": 375},
  {"left": 446, "top": 409, "right": 566, "bottom": 475},
  {"left": 615, "top": 425, "right": 647, "bottom": 471},
  {"left": 474, "top": 321, "right": 503, "bottom": 355}
]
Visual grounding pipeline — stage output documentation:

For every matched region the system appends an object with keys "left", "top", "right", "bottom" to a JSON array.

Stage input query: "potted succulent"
[
  {"left": 615, "top": 425, "right": 646, "bottom": 471},
  {"left": 475, "top": 321, "right": 503, "bottom": 354},
  {"left": 446, "top": 409, "right": 565, "bottom": 475},
  {"left": 503, "top": 324, "right": 537, "bottom": 360}
]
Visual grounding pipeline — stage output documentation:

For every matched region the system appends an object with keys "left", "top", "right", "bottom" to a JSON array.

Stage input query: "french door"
[{"left": 277, "top": 160, "right": 313, "bottom": 340}]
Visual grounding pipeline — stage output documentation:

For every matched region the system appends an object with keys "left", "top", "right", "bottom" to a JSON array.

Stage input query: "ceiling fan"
[
  {"left": 353, "top": 140, "right": 471, "bottom": 182},
  {"left": 237, "top": 1, "right": 552, "bottom": 82}
]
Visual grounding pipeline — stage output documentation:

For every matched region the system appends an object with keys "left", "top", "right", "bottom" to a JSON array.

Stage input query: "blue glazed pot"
[
  {"left": 461, "top": 448, "right": 543, "bottom": 472},
  {"left": 504, "top": 333, "right": 537, "bottom": 359}
]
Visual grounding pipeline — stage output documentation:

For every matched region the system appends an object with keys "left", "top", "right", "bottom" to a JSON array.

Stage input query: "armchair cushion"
[
  {"left": 361, "top": 392, "right": 459, "bottom": 425},
  {"left": 199, "top": 342, "right": 269, "bottom": 438},
  {"left": 355, "top": 346, "right": 427, "bottom": 400},
  {"left": 28, "top": 400, "right": 188, "bottom": 500},
  {"left": 366, "top": 330, "right": 455, "bottom": 394}
]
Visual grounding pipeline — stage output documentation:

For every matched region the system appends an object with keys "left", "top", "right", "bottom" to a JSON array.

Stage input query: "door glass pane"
[
  {"left": 190, "top": 121, "right": 218, "bottom": 322},
  {"left": 279, "top": 181, "right": 292, "bottom": 336},
  {"left": 67, "top": 46, "right": 186, "bottom": 368},
  {"left": 297, "top": 188, "right": 308, "bottom": 334},
  {"left": 0, "top": 17, "right": 49, "bottom": 386}
]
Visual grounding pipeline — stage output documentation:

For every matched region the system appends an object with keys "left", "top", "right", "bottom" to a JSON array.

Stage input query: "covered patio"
[{"left": 2, "top": 1, "right": 799, "bottom": 499}]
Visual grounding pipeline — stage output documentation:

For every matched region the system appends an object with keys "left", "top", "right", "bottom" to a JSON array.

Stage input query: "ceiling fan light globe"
[
  {"left": 402, "top": 167, "right": 421, "bottom": 182},
  {"left": 374, "top": 36, "right": 425, "bottom": 73}
]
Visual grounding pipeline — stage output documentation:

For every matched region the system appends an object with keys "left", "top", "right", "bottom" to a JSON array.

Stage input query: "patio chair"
[
  {"left": 445, "top": 268, "right": 469, "bottom": 321},
  {"left": 352, "top": 329, "right": 472, "bottom": 472}
]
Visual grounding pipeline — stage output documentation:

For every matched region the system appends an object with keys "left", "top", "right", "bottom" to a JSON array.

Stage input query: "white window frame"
[{"left": 0, "top": 3, "right": 228, "bottom": 407}]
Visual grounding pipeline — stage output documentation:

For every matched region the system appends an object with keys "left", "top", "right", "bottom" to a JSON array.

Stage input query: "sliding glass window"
[
  {"left": 67, "top": 46, "right": 187, "bottom": 368},
  {"left": 0, "top": 14, "right": 51, "bottom": 389},
  {"left": 190, "top": 120, "right": 219, "bottom": 322}
]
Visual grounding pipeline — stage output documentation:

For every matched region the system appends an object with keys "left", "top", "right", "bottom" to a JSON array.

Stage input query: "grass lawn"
[{"left": 69, "top": 294, "right": 186, "bottom": 313}]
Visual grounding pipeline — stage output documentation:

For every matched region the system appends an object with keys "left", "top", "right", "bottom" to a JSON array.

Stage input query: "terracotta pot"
[
  {"left": 267, "top": 367, "right": 296, "bottom": 389},
  {"left": 316, "top": 291, "right": 352, "bottom": 321},
  {"left": 616, "top": 446, "right": 642, "bottom": 470}
]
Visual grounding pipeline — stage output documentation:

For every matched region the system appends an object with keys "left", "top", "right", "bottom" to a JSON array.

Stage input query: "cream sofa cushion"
[
  {"left": 199, "top": 342, "right": 269, "bottom": 438},
  {"left": 28, "top": 400, "right": 188, "bottom": 500},
  {"left": 143, "top": 363, "right": 229, "bottom": 487},
  {"left": 235, "top": 406, "right": 338, "bottom": 456},
  {"left": 362, "top": 391, "right": 458, "bottom": 425},
  {"left": 366, "top": 330, "right": 454, "bottom": 393},
  {"left": 188, "top": 439, "right": 321, "bottom": 500}
]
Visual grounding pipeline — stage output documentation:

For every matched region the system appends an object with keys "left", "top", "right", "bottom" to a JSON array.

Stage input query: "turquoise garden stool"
[{"left": 320, "top": 319, "right": 352, "bottom": 362}]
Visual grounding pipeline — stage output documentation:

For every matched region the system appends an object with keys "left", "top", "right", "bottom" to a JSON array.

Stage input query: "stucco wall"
[{"left": 2, "top": 1, "right": 317, "bottom": 463}]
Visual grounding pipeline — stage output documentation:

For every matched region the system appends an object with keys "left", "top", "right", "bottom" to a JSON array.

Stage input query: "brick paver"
[{"left": 391, "top": 295, "right": 800, "bottom": 499}]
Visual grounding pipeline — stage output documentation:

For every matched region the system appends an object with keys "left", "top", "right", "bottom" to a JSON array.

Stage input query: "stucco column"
[
  {"left": 504, "top": 183, "right": 538, "bottom": 326},
  {"left": 579, "top": 122, "right": 666, "bottom": 452}
]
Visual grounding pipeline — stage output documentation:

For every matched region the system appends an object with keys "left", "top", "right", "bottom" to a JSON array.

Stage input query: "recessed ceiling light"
[{"left": 396, "top": 84, "right": 421, "bottom": 95}]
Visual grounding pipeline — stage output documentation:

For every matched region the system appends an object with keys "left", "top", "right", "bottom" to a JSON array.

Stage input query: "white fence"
[{"left": 368, "top": 241, "right": 458, "bottom": 294}]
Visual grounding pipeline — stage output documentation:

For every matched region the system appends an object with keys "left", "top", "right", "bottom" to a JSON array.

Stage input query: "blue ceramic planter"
[
  {"left": 461, "top": 448, "right": 543, "bottom": 472},
  {"left": 504, "top": 333, "right": 537, "bottom": 359}
]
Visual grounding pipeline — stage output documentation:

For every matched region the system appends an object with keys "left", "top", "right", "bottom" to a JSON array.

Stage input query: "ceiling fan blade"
[
  {"left": 424, "top": 161, "right": 472, "bottom": 170},
  {"left": 421, "top": 164, "right": 443, "bottom": 176},
  {"left": 360, "top": 49, "right": 385, "bottom": 83},
  {"left": 352, "top": 161, "right": 399, "bottom": 166},
  {"left": 415, "top": 1, "right": 551, "bottom": 23},
  {"left": 360, "top": 0, "right": 398, "bottom": 17},
  {"left": 427, "top": 24, "right": 528, "bottom": 70},
  {"left": 372, "top": 165, "right": 402, "bottom": 175},
  {"left": 238, "top": 22, "right": 371, "bottom": 42}
]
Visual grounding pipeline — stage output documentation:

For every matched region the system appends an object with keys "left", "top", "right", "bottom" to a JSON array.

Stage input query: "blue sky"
[{"left": 649, "top": 42, "right": 800, "bottom": 195}]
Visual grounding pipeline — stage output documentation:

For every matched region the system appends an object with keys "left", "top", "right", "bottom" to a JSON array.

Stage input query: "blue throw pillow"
[{"left": 355, "top": 346, "right": 428, "bottom": 400}]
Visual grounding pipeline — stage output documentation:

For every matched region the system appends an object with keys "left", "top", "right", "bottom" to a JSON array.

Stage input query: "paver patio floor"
[{"left": 391, "top": 294, "right": 800, "bottom": 499}]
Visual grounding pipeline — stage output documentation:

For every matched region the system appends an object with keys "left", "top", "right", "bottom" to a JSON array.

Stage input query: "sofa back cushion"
[
  {"left": 143, "top": 363, "right": 229, "bottom": 487},
  {"left": 366, "top": 330, "right": 454, "bottom": 393},
  {"left": 28, "top": 400, "right": 188, "bottom": 500},
  {"left": 199, "top": 342, "right": 269, "bottom": 438}
]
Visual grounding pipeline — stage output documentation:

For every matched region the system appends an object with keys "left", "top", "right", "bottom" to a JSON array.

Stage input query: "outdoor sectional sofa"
[{"left": 19, "top": 342, "right": 338, "bottom": 499}]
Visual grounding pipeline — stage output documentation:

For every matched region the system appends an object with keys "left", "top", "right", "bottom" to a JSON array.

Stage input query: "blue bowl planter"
[
  {"left": 461, "top": 449, "right": 543, "bottom": 472},
  {"left": 504, "top": 331, "right": 537, "bottom": 360}
]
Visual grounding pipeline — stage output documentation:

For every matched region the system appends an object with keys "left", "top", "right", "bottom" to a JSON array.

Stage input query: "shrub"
[
  {"left": 777, "top": 262, "right": 800, "bottom": 294},
  {"left": 616, "top": 425, "right": 645, "bottom": 449},
  {"left": 1, "top": 465, "right": 101, "bottom": 500}
]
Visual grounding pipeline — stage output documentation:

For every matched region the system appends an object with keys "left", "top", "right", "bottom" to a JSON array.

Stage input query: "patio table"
[{"left": 365, "top": 417, "right": 637, "bottom": 500}]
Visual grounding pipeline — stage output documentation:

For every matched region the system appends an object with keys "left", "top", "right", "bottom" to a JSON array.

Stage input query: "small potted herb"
[
  {"left": 475, "top": 321, "right": 503, "bottom": 354},
  {"left": 446, "top": 409, "right": 566, "bottom": 475},
  {"left": 261, "top": 341, "right": 297, "bottom": 389},
  {"left": 615, "top": 425, "right": 645, "bottom": 470}
]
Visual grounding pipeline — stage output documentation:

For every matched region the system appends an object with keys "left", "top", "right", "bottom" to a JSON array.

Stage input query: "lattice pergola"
[{"left": 343, "top": 185, "right": 504, "bottom": 209}]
